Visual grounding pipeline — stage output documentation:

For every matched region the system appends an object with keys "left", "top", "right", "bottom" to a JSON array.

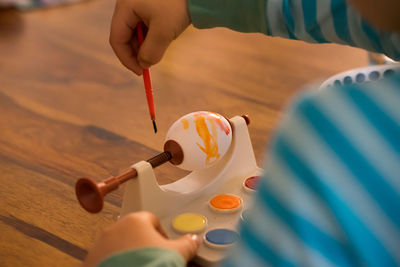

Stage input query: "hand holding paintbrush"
[
  {"left": 109, "top": 0, "right": 190, "bottom": 74},
  {"left": 109, "top": 0, "right": 190, "bottom": 132}
]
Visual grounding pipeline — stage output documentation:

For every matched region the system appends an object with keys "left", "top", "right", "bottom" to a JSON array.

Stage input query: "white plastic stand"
[
  {"left": 120, "top": 116, "right": 262, "bottom": 265},
  {"left": 319, "top": 63, "right": 400, "bottom": 89}
]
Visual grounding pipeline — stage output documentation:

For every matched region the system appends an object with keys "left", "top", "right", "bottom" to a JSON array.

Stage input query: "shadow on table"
[{"left": 0, "top": 7, "right": 24, "bottom": 39}]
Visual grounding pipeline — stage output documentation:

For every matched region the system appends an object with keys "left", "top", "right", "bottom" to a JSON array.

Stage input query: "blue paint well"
[{"left": 205, "top": 229, "right": 239, "bottom": 245}]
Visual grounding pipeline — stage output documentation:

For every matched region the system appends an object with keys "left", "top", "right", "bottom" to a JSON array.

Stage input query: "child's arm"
[
  {"left": 83, "top": 211, "right": 200, "bottom": 267},
  {"left": 189, "top": 0, "right": 399, "bottom": 60}
]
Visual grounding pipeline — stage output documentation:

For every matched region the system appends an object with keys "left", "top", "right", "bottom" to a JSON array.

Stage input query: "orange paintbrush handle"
[{"left": 136, "top": 22, "right": 155, "bottom": 120}]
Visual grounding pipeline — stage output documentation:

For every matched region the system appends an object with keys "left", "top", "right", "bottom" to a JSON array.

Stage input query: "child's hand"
[
  {"left": 109, "top": 0, "right": 190, "bottom": 74},
  {"left": 83, "top": 211, "right": 200, "bottom": 266}
]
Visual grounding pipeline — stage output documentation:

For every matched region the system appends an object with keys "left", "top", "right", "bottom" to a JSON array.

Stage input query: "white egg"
[{"left": 165, "top": 111, "right": 233, "bottom": 171}]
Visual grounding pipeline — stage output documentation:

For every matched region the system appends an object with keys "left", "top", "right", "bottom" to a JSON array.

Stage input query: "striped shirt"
[{"left": 223, "top": 72, "right": 400, "bottom": 267}]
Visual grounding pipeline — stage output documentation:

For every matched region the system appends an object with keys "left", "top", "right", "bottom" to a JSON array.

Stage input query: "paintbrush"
[{"left": 136, "top": 22, "right": 157, "bottom": 133}]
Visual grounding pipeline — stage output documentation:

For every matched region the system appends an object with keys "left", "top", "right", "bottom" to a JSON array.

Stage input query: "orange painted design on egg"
[
  {"left": 215, "top": 119, "right": 231, "bottom": 135},
  {"left": 196, "top": 112, "right": 230, "bottom": 135},
  {"left": 194, "top": 115, "right": 220, "bottom": 165},
  {"left": 210, "top": 194, "right": 241, "bottom": 210},
  {"left": 181, "top": 118, "right": 189, "bottom": 129}
]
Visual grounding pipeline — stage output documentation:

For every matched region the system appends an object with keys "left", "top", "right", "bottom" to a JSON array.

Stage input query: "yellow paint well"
[{"left": 172, "top": 213, "right": 207, "bottom": 233}]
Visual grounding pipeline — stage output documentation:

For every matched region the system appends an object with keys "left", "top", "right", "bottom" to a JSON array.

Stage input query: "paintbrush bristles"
[{"left": 152, "top": 120, "right": 158, "bottom": 133}]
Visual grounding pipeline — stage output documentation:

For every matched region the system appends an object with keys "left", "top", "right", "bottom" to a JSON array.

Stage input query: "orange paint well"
[
  {"left": 195, "top": 115, "right": 220, "bottom": 165},
  {"left": 210, "top": 194, "right": 242, "bottom": 210}
]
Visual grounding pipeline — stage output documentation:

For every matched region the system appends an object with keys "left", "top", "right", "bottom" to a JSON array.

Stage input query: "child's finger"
[
  {"left": 134, "top": 211, "right": 169, "bottom": 239},
  {"left": 109, "top": 5, "right": 142, "bottom": 74},
  {"left": 170, "top": 234, "right": 201, "bottom": 261},
  {"left": 148, "top": 216, "right": 169, "bottom": 239},
  {"left": 137, "top": 19, "right": 173, "bottom": 69}
]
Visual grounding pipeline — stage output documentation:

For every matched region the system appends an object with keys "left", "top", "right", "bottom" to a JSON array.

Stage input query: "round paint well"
[
  {"left": 209, "top": 194, "right": 242, "bottom": 213},
  {"left": 172, "top": 213, "right": 207, "bottom": 234},
  {"left": 243, "top": 176, "right": 261, "bottom": 192},
  {"left": 356, "top": 73, "right": 366, "bottom": 83},
  {"left": 343, "top": 76, "right": 352, "bottom": 84},
  {"left": 369, "top": 71, "right": 380, "bottom": 80},
  {"left": 204, "top": 228, "right": 239, "bottom": 249},
  {"left": 384, "top": 69, "right": 395, "bottom": 77}
]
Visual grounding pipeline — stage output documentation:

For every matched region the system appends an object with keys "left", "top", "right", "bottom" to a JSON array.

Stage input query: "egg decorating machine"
[{"left": 75, "top": 112, "right": 262, "bottom": 265}]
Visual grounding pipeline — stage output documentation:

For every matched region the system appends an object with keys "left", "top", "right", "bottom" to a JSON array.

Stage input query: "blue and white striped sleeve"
[
  {"left": 222, "top": 73, "right": 400, "bottom": 267},
  {"left": 188, "top": 0, "right": 400, "bottom": 60}
]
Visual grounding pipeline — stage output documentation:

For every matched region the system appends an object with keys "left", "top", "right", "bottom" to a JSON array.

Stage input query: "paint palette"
[
  {"left": 120, "top": 114, "right": 262, "bottom": 266},
  {"left": 319, "top": 63, "right": 400, "bottom": 88},
  {"left": 160, "top": 172, "right": 262, "bottom": 266}
]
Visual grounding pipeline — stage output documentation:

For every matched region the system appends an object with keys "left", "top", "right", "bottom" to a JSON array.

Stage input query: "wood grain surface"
[{"left": 0, "top": 0, "right": 367, "bottom": 266}]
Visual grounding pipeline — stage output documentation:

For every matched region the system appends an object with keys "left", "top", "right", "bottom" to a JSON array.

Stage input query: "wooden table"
[{"left": 0, "top": 1, "right": 367, "bottom": 266}]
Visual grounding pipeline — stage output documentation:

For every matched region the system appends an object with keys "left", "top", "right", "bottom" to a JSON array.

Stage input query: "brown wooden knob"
[
  {"left": 75, "top": 169, "right": 137, "bottom": 213},
  {"left": 241, "top": 114, "right": 250, "bottom": 125},
  {"left": 75, "top": 141, "right": 183, "bottom": 213}
]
